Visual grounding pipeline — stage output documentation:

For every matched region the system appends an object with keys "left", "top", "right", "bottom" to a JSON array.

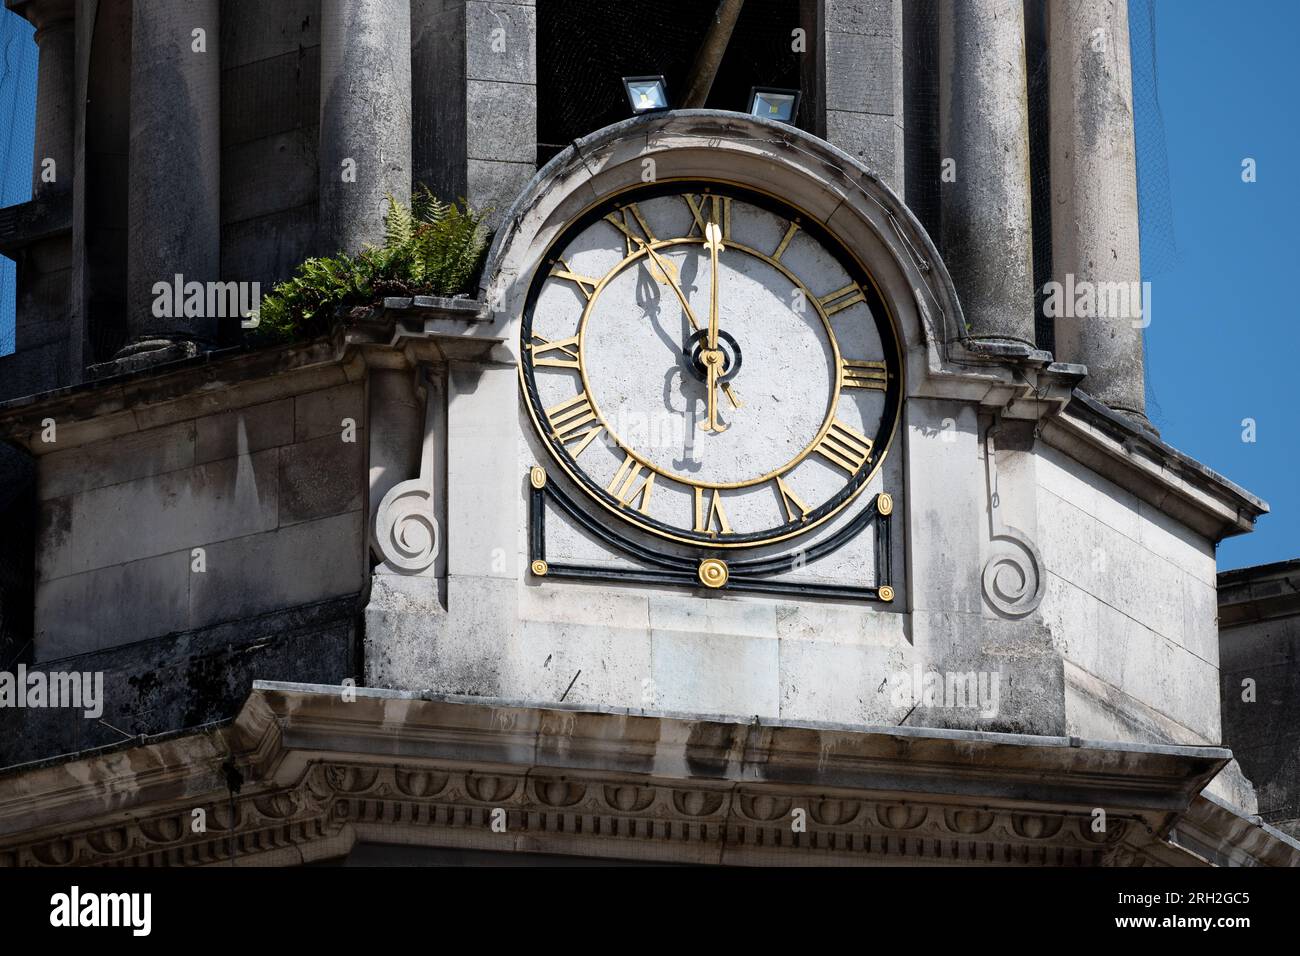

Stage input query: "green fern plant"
[{"left": 247, "top": 188, "right": 488, "bottom": 345}]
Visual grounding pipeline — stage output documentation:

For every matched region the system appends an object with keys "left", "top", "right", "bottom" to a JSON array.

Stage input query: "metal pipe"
[{"left": 681, "top": 0, "right": 746, "bottom": 108}]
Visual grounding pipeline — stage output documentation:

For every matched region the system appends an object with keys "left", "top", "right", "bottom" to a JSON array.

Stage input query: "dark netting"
[
  {"left": 1128, "top": 0, "right": 1175, "bottom": 425},
  {"left": 0, "top": 10, "right": 36, "bottom": 358},
  {"left": 537, "top": 0, "right": 803, "bottom": 167},
  {"left": 0, "top": 444, "right": 35, "bottom": 667},
  {"left": 1128, "top": 0, "right": 1177, "bottom": 280}
]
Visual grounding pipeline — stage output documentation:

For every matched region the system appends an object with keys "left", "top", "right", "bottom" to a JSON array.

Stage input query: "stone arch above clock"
[{"left": 483, "top": 110, "right": 964, "bottom": 397}]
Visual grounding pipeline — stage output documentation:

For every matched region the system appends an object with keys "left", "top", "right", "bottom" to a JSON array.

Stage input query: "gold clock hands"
[
  {"left": 634, "top": 235, "right": 742, "bottom": 410},
  {"left": 700, "top": 219, "right": 728, "bottom": 433},
  {"left": 704, "top": 220, "right": 723, "bottom": 351}
]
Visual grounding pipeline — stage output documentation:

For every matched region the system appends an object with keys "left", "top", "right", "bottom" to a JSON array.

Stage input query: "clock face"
[{"left": 520, "top": 180, "right": 902, "bottom": 549}]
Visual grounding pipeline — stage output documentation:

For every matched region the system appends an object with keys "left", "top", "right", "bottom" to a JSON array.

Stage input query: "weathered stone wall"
[
  {"left": 1036, "top": 443, "right": 1221, "bottom": 745},
  {"left": 33, "top": 379, "right": 366, "bottom": 661},
  {"left": 0, "top": 595, "right": 357, "bottom": 767},
  {"left": 1219, "top": 561, "right": 1300, "bottom": 838}
]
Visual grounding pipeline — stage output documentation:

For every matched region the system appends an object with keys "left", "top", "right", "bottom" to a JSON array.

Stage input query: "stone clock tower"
[{"left": 0, "top": 0, "right": 1293, "bottom": 868}]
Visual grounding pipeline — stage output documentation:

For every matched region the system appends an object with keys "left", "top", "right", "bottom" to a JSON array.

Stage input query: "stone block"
[
  {"left": 466, "top": 79, "right": 536, "bottom": 163},
  {"left": 34, "top": 550, "right": 191, "bottom": 661},
  {"left": 221, "top": 46, "right": 319, "bottom": 146},
  {"left": 221, "top": 202, "right": 320, "bottom": 289},
  {"left": 904, "top": 399, "right": 983, "bottom": 613},
  {"left": 647, "top": 592, "right": 778, "bottom": 642},
  {"left": 294, "top": 382, "right": 364, "bottom": 442},
  {"left": 37, "top": 449, "right": 281, "bottom": 580},
  {"left": 366, "top": 573, "right": 512, "bottom": 696},
  {"left": 1181, "top": 572, "right": 1220, "bottom": 666},
  {"left": 1037, "top": 444, "right": 1143, "bottom": 544},
  {"left": 651, "top": 626, "right": 780, "bottom": 718},
  {"left": 278, "top": 433, "right": 365, "bottom": 525},
  {"left": 221, "top": 129, "right": 319, "bottom": 224},
  {"left": 40, "top": 420, "right": 196, "bottom": 500},
  {"left": 220, "top": 0, "right": 320, "bottom": 69},
  {"left": 189, "top": 510, "right": 364, "bottom": 627},
  {"left": 466, "top": 2, "right": 536, "bottom": 84},
  {"left": 827, "top": 0, "right": 898, "bottom": 35},
  {"left": 775, "top": 599, "right": 908, "bottom": 647},
  {"left": 445, "top": 364, "right": 518, "bottom": 578},
  {"left": 511, "top": 613, "right": 652, "bottom": 709},
  {"left": 194, "top": 397, "right": 295, "bottom": 465},
  {"left": 825, "top": 31, "right": 898, "bottom": 114},
  {"left": 909, "top": 610, "right": 1065, "bottom": 736},
  {"left": 1139, "top": 497, "right": 1217, "bottom": 587},
  {"left": 826, "top": 109, "right": 901, "bottom": 187},
  {"left": 1064, "top": 661, "right": 1212, "bottom": 747},
  {"left": 779, "top": 637, "right": 910, "bottom": 725},
  {"left": 1, "top": 595, "right": 357, "bottom": 767},
  {"left": 467, "top": 159, "right": 535, "bottom": 229}
]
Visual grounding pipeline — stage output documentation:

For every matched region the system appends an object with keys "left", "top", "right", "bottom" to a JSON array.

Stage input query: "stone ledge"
[
  {"left": 0, "top": 296, "right": 499, "bottom": 450},
  {"left": 1171, "top": 790, "right": 1300, "bottom": 868},
  {"left": 1218, "top": 558, "right": 1300, "bottom": 626},
  {"left": 0, "top": 682, "right": 1258, "bottom": 867},
  {"left": 1040, "top": 389, "right": 1268, "bottom": 543},
  {"left": 0, "top": 191, "right": 72, "bottom": 258}
]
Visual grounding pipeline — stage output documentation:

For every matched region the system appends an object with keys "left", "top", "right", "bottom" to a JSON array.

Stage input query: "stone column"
[
  {"left": 12, "top": 0, "right": 76, "bottom": 197},
  {"left": 938, "top": 0, "right": 1036, "bottom": 347},
  {"left": 319, "top": 0, "right": 412, "bottom": 255},
  {"left": 1049, "top": 0, "right": 1149, "bottom": 425},
  {"left": 125, "top": 0, "right": 221, "bottom": 346}
]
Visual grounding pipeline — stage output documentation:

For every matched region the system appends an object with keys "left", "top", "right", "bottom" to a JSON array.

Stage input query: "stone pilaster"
[
  {"left": 412, "top": 0, "right": 535, "bottom": 231},
  {"left": 938, "top": 0, "right": 1036, "bottom": 347},
  {"left": 124, "top": 0, "right": 221, "bottom": 346},
  {"left": 1048, "top": 0, "right": 1149, "bottom": 426},
  {"left": 804, "top": 0, "right": 905, "bottom": 193},
  {"left": 318, "top": 0, "right": 412, "bottom": 254}
]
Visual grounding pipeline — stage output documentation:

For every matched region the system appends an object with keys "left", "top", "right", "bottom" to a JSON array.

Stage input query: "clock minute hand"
[
  {"left": 704, "top": 220, "right": 723, "bottom": 352},
  {"left": 635, "top": 236, "right": 742, "bottom": 410}
]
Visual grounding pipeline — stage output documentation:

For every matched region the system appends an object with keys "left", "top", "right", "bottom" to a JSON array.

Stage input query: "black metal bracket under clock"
[{"left": 526, "top": 467, "right": 895, "bottom": 603}]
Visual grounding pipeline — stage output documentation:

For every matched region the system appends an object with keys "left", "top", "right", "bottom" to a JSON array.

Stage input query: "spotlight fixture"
[
  {"left": 623, "top": 75, "right": 670, "bottom": 114},
  {"left": 748, "top": 86, "right": 801, "bottom": 124}
]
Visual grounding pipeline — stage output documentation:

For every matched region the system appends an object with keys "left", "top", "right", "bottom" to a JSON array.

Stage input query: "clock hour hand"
[{"left": 635, "top": 236, "right": 742, "bottom": 410}]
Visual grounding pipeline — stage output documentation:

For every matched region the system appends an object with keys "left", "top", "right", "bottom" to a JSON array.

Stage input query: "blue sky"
[
  {"left": 1133, "top": 0, "right": 1298, "bottom": 569},
  {"left": 0, "top": 2, "right": 1292, "bottom": 568}
]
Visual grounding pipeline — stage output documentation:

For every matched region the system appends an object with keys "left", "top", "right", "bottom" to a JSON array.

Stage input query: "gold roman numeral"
[
  {"left": 818, "top": 283, "right": 865, "bottom": 316},
  {"left": 549, "top": 259, "right": 599, "bottom": 300},
  {"left": 813, "top": 419, "right": 874, "bottom": 474},
  {"left": 775, "top": 476, "right": 811, "bottom": 522},
  {"left": 693, "top": 487, "right": 733, "bottom": 536},
  {"left": 842, "top": 358, "right": 888, "bottom": 390},
  {"left": 605, "top": 203, "right": 657, "bottom": 256},
  {"left": 607, "top": 454, "right": 655, "bottom": 513},
  {"left": 528, "top": 334, "right": 581, "bottom": 369},
  {"left": 682, "top": 194, "right": 731, "bottom": 240},
  {"left": 544, "top": 392, "right": 603, "bottom": 457},
  {"left": 772, "top": 221, "right": 800, "bottom": 261}
]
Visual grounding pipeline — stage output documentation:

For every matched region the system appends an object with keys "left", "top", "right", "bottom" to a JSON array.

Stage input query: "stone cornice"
[
  {"left": 0, "top": 683, "right": 1264, "bottom": 867},
  {"left": 1040, "top": 390, "right": 1268, "bottom": 542},
  {"left": 1170, "top": 792, "right": 1300, "bottom": 868},
  {"left": 0, "top": 301, "right": 499, "bottom": 452},
  {"left": 1218, "top": 558, "right": 1300, "bottom": 626}
]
